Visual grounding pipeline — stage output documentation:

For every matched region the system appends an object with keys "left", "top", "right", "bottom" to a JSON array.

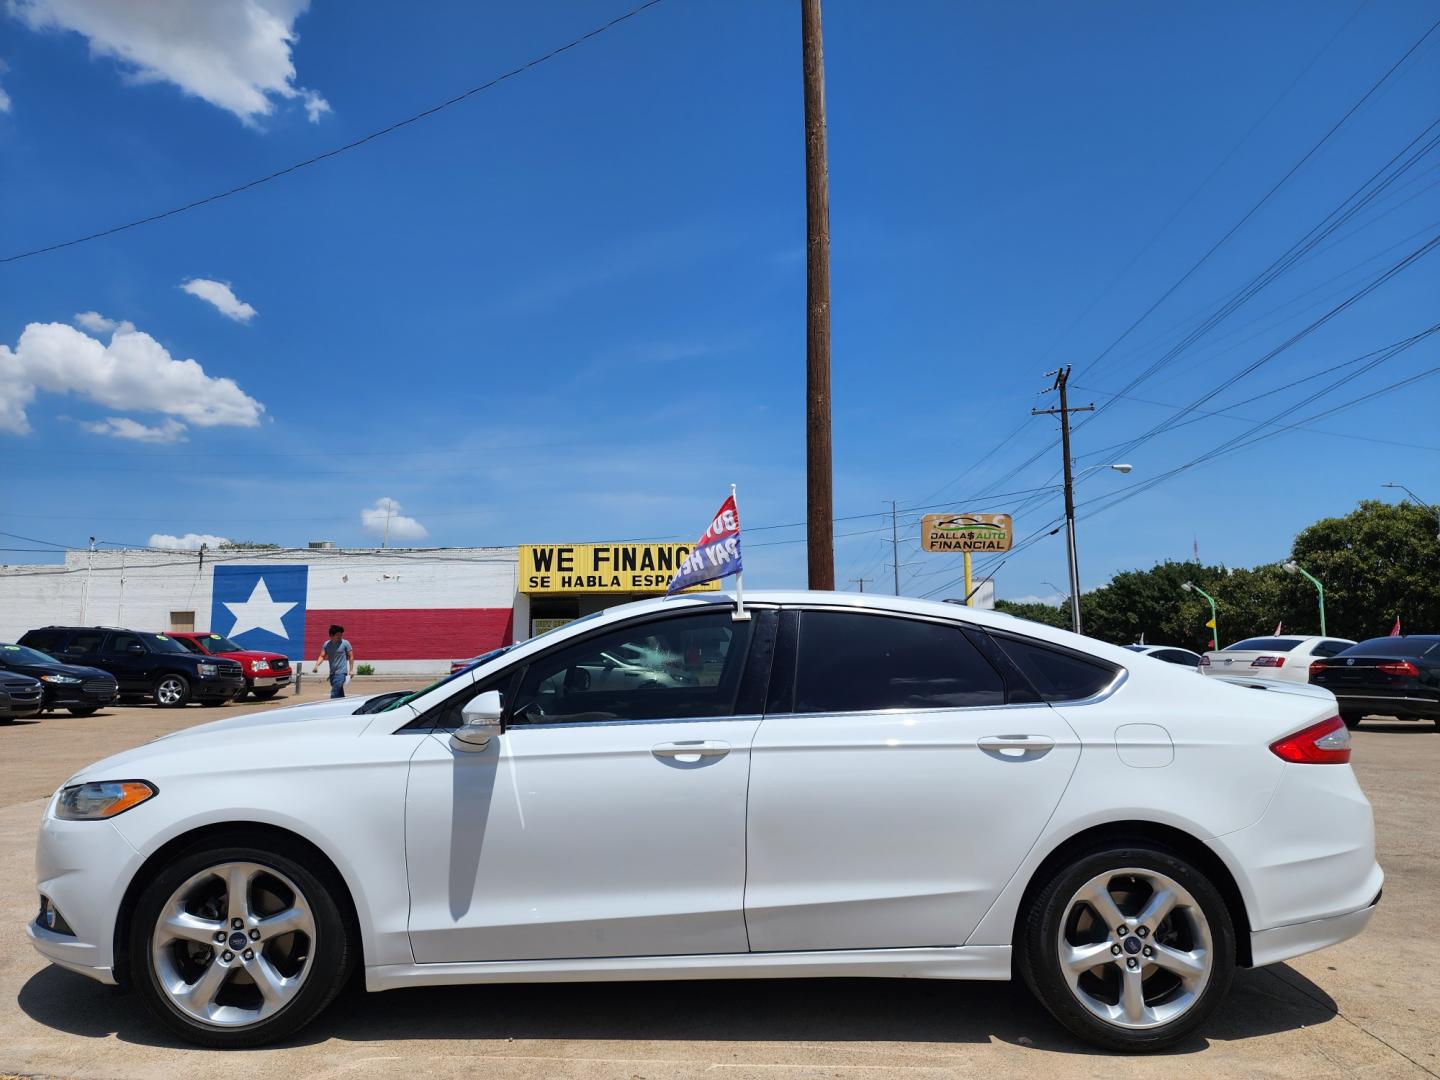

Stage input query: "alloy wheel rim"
[
  {"left": 1056, "top": 866, "right": 1213, "bottom": 1031},
  {"left": 157, "top": 679, "right": 183, "bottom": 705},
  {"left": 151, "top": 861, "right": 316, "bottom": 1028}
]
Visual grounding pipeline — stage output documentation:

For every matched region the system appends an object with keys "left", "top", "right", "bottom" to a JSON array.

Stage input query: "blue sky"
[{"left": 1, "top": 0, "right": 1437, "bottom": 602}]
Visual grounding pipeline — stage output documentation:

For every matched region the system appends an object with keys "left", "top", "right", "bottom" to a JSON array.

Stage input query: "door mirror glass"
[{"left": 451, "top": 690, "right": 504, "bottom": 752}]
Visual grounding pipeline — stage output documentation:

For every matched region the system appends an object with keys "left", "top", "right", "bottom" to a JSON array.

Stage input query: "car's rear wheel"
[
  {"left": 1018, "top": 843, "right": 1235, "bottom": 1052},
  {"left": 1341, "top": 711, "right": 1364, "bottom": 730},
  {"left": 66, "top": 706, "right": 99, "bottom": 716},
  {"left": 154, "top": 675, "right": 191, "bottom": 708},
  {"left": 130, "top": 841, "right": 354, "bottom": 1048}
]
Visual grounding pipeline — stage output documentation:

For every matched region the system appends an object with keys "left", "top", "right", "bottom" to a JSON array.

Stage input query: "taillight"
[
  {"left": 1270, "top": 716, "right": 1351, "bottom": 764},
  {"left": 1309, "top": 660, "right": 1326, "bottom": 679},
  {"left": 1250, "top": 656, "right": 1285, "bottom": 668},
  {"left": 1377, "top": 661, "right": 1420, "bottom": 677},
  {"left": 1198, "top": 655, "right": 1210, "bottom": 667}
]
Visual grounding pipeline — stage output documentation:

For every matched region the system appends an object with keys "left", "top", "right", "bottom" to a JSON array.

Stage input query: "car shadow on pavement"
[{"left": 18, "top": 962, "right": 1339, "bottom": 1055}]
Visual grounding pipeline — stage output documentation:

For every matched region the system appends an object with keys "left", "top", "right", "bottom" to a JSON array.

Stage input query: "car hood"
[
  {"left": 62, "top": 695, "right": 398, "bottom": 787},
  {"left": 212, "top": 649, "right": 289, "bottom": 663},
  {"left": 6, "top": 660, "right": 112, "bottom": 680}
]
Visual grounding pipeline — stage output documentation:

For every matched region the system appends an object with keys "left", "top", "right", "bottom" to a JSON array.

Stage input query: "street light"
[
  {"left": 1181, "top": 581, "right": 1219, "bottom": 649},
  {"left": 1282, "top": 560, "right": 1326, "bottom": 636},
  {"left": 1381, "top": 482, "right": 1440, "bottom": 541},
  {"left": 1061, "top": 463, "right": 1133, "bottom": 635}
]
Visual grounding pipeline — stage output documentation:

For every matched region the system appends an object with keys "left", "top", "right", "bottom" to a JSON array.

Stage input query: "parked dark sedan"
[
  {"left": 1308, "top": 634, "right": 1440, "bottom": 729},
  {"left": 0, "top": 643, "right": 118, "bottom": 716}
]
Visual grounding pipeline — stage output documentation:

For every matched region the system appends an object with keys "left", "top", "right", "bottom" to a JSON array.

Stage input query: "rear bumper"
[
  {"left": 1327, "top": 691, "right": 1440, "bottom": 718},
  {"left": 1249, "top": 893, "right": 1381, "bottom": 968}
]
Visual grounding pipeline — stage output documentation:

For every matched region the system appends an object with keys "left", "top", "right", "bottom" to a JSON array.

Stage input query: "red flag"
[
  {"left": 1390, "top": 617, "right": 1402, "bottom": 637},
  {"left": 1274, "top": 620, "right": 1283, "bottom": 635}
]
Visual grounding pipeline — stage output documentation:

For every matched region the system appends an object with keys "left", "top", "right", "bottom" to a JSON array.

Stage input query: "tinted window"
[
  {"left": 510, "top": 611, "right": 752, "bottom": 725},
  {"left": 1155, "top": 649, "right": 1199, "bottom": 666},
  {"left": 1, "top": 644, "right": 60, "bottom": 666},
  {"left": 792, "top": 611, "right": 1004, "bottom": 713},
  {"left": 68, "top": 631, "right": 105, "bottom": 655},
  {"left": 107, "top": 632, "right": 143, "bottom": 652},
  {"left": 19, "top": 629, "right": 63, "bottom": 652},
  {"left": 150, "top": 634, "right": 191, "bottom": 654},
  {"left": 990, "top": 633, "right": 1119, "bottom": 702},
  {"left": 175, "top": 637, "right": 207, "bottom": 654},
  {"left": 1123, "top": 645, "right": 1147, "bottom": 652},
  {"left": 1341, "top": 637, "right": 1440, "bottom": 658},
  {"left": 1224, "top": 637, "right": 1305, "bottom": 652},
  {"left": 1311, "top": 640, "right": 1352, "bottom": 658}
]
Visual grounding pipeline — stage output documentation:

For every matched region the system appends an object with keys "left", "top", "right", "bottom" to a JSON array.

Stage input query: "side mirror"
[
  {"left": 450, "top": 690, "right": 504, "bottom": 753},
  {"left": 127, "top": 644, "right": 146, "bottom": 655}
]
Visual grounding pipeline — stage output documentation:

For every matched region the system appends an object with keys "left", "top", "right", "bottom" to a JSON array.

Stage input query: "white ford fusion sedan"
[{"left": 28, "top": 592, "right": 1381, "bottom": 1051}]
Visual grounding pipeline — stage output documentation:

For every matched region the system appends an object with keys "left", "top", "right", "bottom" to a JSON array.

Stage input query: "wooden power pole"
[{"left": 802, "top": 0, "right": 834, "bottom": 590}]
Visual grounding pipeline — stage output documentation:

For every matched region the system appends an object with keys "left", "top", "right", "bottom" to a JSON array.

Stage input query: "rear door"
[
  {"left": 744, "top": 608, "right": 1084, "bottom": 952},
  {"left": 59, "top": 630, "right": 110, "bottom": 676}
]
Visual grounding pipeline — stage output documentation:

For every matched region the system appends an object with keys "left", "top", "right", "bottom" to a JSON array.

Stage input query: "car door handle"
[
  {"left": 652, "top": 740, "right": 731, "bottom": 762},
  {"left": 978, "top": 734, "right": 1055, "bottom": 760}
]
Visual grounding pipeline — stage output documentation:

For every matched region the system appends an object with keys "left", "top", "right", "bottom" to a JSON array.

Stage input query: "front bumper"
[
  {"left": 248, "top": 673, "right": 292, "bottom": 688},
  {"left": 42, "top": 684, "right": 118, "bottom": 708},
  {"left": 1, "top": 693, "right": 43, "bottom": 719},
  {"left": 1250, "top": 893, "right": 1381, "bottom": 968},
  {"left": 194, "top": 674, "right": 245, "bottom": 699},
  {"left": 27, "top": 810, "right": 141, "bottom": 985}
]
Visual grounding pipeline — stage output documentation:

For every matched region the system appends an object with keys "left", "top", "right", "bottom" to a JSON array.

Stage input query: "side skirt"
[{"left": 366, "top": 945, "right": 1012, "bottom": 992}]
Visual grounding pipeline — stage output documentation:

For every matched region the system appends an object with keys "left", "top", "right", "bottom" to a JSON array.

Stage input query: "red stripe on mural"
[{"left": 304, "top": 608, "right": 514, "bottom": 661}]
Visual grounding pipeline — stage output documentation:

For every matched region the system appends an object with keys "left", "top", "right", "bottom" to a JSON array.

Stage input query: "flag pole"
[{"left": 731, "top": 483, "right": 750, "bottom": 621}]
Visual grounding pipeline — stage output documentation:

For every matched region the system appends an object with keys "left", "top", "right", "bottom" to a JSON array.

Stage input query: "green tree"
[
  {"left": 1284, "top": 499, "right": 1440, "bottom": 639},
  {"left": 993, "top": 599, "right": 1068, "bottom": 629}
]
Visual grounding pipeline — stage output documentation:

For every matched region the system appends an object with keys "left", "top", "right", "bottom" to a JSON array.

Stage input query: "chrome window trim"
[{"left": 509, "top": 712, "right": 764, "bottom": 733}]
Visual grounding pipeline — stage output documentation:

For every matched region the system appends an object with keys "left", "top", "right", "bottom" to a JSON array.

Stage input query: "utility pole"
[
  {"left": 80, "top": 536, "right": 95, "bottom": 624},
  {"left": 1033, "top": 366, "right": 1094, "bottom": 634},
  {"left": 802, "top": 0, "right": 834, "bottom": 590},
  {"left": 849, "top": 577, "right": 870, "bottom": 593},
  {"left": 890, "top": 500, "right": 900, "bottom": 595}
]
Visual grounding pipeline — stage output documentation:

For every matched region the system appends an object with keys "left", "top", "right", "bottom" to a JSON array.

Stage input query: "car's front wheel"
[
  {"left": 130, "top": 839, "right": 354, "bottom": 1047},
  {"left": 153, "top": 675, "right": 191, "bottom": 708},
  {"left": 66, "top": 706, "right": 99, "bottom": 716},
  {"left": 1341, "top": 710, "right": 1364, "bottom": 730},
  {"left": 1018, "top": 843, "right": 1235, "bottom": 1052}
]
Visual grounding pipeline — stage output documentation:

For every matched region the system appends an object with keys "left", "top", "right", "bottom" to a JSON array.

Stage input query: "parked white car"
[
  {"left": 1123, "top": 644, "right": 1204, "bottom": 668},
  {"left": 1200, "top": 635, "right": 1355, "bottom": 683},
  {"left": 28, "top": 593, "right": 1381, "bottom": 1053}
]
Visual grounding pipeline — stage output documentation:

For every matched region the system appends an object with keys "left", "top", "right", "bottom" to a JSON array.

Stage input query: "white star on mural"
[{"left": 224, "top": 577, "right": 297, "bottom": 639}]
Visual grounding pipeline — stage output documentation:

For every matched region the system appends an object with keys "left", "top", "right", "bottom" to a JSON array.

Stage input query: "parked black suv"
[
  {"left": 1, "top": 671, "right": 43, "bottom": 722},
  {"left": 17, "top": 627, "right": 244, "bottom": 708},
  {"left": 0, "top": 643, "right": 118, "bottom": 715}
]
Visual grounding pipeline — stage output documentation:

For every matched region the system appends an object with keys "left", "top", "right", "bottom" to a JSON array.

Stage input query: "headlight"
[
  {"left": 252, "top": 659, "right": 269, "bottom": 671},
  {"left": 56, "top": 781, "right": 157, "bottom": 820},
  {"left": 197, "top": 663, "right": 218, "bottom": 676},
  {"left": 41, "top": 674, "right": 82, "bottom": 685}
]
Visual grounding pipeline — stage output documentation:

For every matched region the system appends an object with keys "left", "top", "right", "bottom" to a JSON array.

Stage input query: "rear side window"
[
  {"left": 20, "top": 629, "right": 63, "bottom": 652},
  {"left": 1155, "top": 649, "right": 1199, "bottom": 666},
  {"left": 68, "top": 631, "right": 105, "bottom": 655},
  {"left": 792, "top": 611, "right": 1004, "bottom": 713},
  {"left": 990, "top": 633, "right": 1119, "bottom": 702}
]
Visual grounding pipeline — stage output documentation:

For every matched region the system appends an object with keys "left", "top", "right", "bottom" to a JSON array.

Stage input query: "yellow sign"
[
  {"left": 921, "top": 513, "right": 1014, "bottom": 553},
  {"left": 519, "top": 543, "right": 720, "bottom": 595}
]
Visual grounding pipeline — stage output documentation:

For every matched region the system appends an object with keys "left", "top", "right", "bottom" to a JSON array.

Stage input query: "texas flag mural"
[
  {"left": 212, "top": 565, "right": 309, "bottom": 660},
  {"left": 668, "top": 491, "right": 744, "bottom": 595}
]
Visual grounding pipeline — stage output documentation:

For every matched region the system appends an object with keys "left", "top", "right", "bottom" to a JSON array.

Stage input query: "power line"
[{"left": 0, "top": 0, "right": 669, "bottom": 265}]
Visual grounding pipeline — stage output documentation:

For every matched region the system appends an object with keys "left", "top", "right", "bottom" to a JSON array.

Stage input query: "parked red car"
[{"left": 169, "top": 632, "right": 292, "bottom": 701}]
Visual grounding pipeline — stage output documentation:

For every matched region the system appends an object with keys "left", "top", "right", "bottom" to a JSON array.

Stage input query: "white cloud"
[
  {"left": 73, "top": 310, "right": 124, "bottom": 334},
  {"left": 0, "top": 81, "right": 10, "bottom": 113},
  {"left": 181, "top": 278, "right": 257, "bottom": 323},
  {"left": 0, "top": 319, "right": 264, "bottom": 435},
  {"left": 80, "top": 416, "right": 188, "bottom": 443},
  {"left": 11, "top": 0, "right": 329, "bottom": 127},
  {"left": 148, "top": 532, "right": 232, "bottom": 551},
  {"left": 361, "top": 497, "right": 428, "bottom": 542}
]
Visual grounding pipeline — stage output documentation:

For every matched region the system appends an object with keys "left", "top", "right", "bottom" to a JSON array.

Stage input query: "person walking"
[{"left": 313, "top": 624, "right": 355, "bottom": 698}]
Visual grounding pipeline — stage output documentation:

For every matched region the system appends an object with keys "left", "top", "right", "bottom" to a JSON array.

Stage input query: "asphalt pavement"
[{"left": 1, "top": 690, "right": 1436, "bottom": 1079}]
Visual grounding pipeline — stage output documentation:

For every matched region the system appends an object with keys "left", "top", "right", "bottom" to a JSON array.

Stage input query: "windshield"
[
  {"left": 201, "top": 634, "right": 245, "bottom": 653},
  {"left": 1223, "top": 637, "right": 1305, "bottom": 653},
  {"left": 1123, "top": 645, "right": 1147, "bottom": 652},
  {"left": 380, "top": 646, "right": 513, "bottom": 712},
  {"left": 1, "top": 643, "right": 61, "bottom": 665},
  {"left": 1342, "top": 637, "right": 1440, "bottom": 658},
  {"left": 149, "top": 634, "right": 192, "bottom": 654}
]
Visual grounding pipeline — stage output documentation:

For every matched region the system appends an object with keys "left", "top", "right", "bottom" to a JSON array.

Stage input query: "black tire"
[
  {"left": 129, "top": 837, "right": 355, "bottom": 1048},
  {"left": 1340, "top": 711, "right": 1364, "bottom": 730},
  {"left": 201, "top": 699, "right": 227, "bottom": 707},
  {"left": 1018, "top": 842, "right": 1236, "bottom": 1052},
  {"left": 253, "top": 688, "right": 280, "bottom": 700},
  {"left": 153, "top": 673, "right": 191, "bottom": 708},
  {"left": 234, "top": 681, "right": 251, "bottom": 702},
  {"left": 66, "top": 707, "right": 100, "bottom": 717}
]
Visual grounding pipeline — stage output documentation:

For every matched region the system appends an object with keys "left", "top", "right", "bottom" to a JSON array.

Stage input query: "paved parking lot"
[{"left": 1, "top": 694, "right": 1436, "bottom": 1080}]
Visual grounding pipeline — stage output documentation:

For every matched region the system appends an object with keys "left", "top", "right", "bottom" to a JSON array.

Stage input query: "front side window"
[
  {"left": 791, "top": 611, "right": 1005, "bottom": 714},
  {"left": 107, "top": 632, "right": 143, "bottom": 653},
  {"left": 509, "top": 611, "right": 752, "bottom": 725},
  {"left": 990, "top": 633, "right": 1120, "bottom": 702}
]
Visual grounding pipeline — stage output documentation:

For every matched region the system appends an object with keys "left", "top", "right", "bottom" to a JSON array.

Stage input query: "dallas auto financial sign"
[{"left": 920, "top": 513, "right": 1015, "bottom": 553}]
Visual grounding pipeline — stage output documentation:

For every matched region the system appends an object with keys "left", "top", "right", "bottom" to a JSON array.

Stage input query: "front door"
[
  {"left": 744, "top": 608, "right": 1084, "bottom": 952},
  {"left": 405, "top": 608, "right": 764, "bottom": 964},
  {"left": 98, "top": 631, "right": 153, "bottom": 693}
]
